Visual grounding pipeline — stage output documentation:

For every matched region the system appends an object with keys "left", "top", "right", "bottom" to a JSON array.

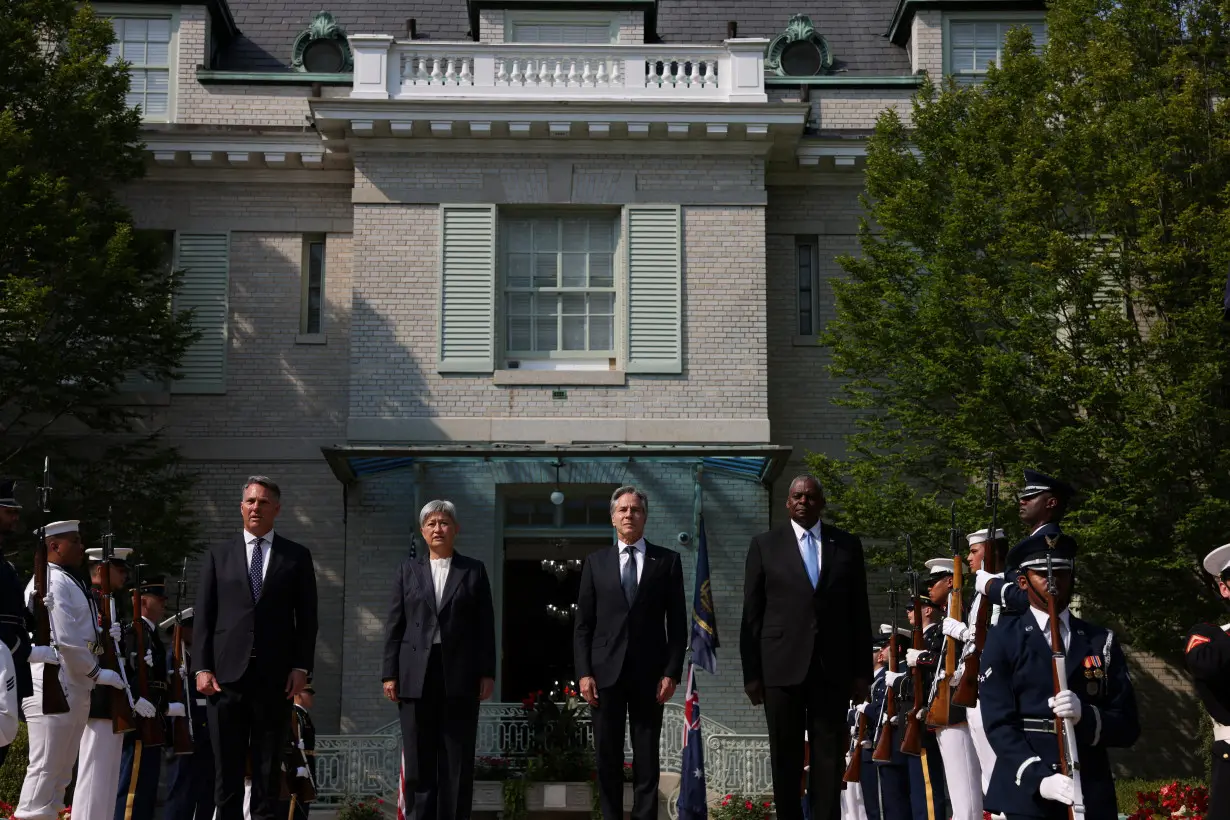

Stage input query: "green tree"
[
  {"left": 810, "top": 0, "right": 1230, "bottom": 654},
  {"left": 0, "top": 0, "right": 202, "bottom": 571}
]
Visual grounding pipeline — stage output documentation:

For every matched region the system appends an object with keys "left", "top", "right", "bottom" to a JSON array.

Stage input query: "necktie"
[
  {"left": 621, "top": 546, "right": 638, "bottom": 606},
  {"left": 802, "top": 531, "right": 819, "bottom": 588},
  {"left": 249, "top": 537, "right": 265, "bottom": 601}
]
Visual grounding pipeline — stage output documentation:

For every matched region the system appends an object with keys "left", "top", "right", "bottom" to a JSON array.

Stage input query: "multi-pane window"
[
  {"left": 504, "top": 215, "right": 617, "bottom": 357},
  {"left": 107, "top": 17, "right": 173, "bottom": 119},
  {"left": 302, "top": 236, "right": 326, "bottom": 334},
  {"left": 796, "top": 237, "right": 820, "bottom": 336},
  {"left": 509, "top": 23, "right": 614, "bottom": 43},
  {"left": 949, "top": 20, "right": 1047, "bottom": 74}
]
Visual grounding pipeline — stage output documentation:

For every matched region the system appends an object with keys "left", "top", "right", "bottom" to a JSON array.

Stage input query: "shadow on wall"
[{"left": 1110, "top": 648, "right": 1203, "bottom": 779}]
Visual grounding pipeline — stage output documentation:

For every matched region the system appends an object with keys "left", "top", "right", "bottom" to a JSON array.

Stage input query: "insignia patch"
[{"left": 1187, "top": 634, "right": 1212, "bottom": 654}]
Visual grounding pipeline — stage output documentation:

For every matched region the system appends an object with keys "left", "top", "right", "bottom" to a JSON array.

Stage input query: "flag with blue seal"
[{"left": 678, "top": 515, "right": 718, "bottom": 820}]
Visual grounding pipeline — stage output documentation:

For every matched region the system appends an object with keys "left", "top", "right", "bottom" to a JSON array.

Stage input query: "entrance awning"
[{"left": 321, "top": 443, "right": 793, "bottom": 485}]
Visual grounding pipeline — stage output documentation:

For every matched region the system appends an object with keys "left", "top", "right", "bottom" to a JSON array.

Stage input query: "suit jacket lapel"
[
  {"left": 262, "top": 535, "right": 287, "bottom": 594},
  {"left": 439, "top": 556, "right": 465, "bottom": 612},
  {"left": 779, "top": 526, "right": 812, "bottom": 591},
  {"left": 818, "top": 529, "right": 836, "bottom": 592},
  {"left": 412, "top": 555, "right": 437, "bottom": 615}
]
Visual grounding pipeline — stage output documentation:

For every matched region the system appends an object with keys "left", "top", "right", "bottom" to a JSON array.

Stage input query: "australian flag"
[
  {"left": 677, "top": 667, "right": 708, "bottom": 820},
  {"left": 689, "top": 516, "right": 719, "bottom": 675}
]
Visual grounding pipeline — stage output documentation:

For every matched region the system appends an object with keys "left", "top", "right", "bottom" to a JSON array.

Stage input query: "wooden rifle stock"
[
  {"left": 872, "top": 638, "right": 898, "bottom": 763},
  {"left": 952, "top": 537, "right": 1003, "bottom": 708},
  {"left": 33, "top": 536, "right": 70, "bottom": 715},
  {"left": 928, "top": 521, "right": 963, "bottom": 727},
  {"left": 899, "top": 595, "right": 926, "bottom": 757},
  {"left": 1045, "top": 556, "right": 1083, "bottom": 820},
  {"left": 842, "top": 709, "right": 867, "bottom": 783},
  {"left": 169, "top": 621, "right": 193, "bottom": 754},
  {"left": 288, "top": 707, "right": 317, "bottom": 804},
  {"left": 98, "top": 575, "right": 135, "bottom": 734},
  {"left": 132, "top": 584, "right": 165, "bottom": 746}
]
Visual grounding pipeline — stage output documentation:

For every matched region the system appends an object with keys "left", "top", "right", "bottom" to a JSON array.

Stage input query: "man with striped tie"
[{"left": 194, "top": 477, "right": 318, "bottom": 820}]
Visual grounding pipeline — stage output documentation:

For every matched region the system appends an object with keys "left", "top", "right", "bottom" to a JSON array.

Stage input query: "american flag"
[
  {"left": 676, "top": 666, "right": 708, "bottom": 820},
  {"left": 397, "top": 759, "right": 406, "bottom": 820}
]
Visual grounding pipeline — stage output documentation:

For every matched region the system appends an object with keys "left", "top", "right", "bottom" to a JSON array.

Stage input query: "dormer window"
[{"left": 505, "top": 12, "right": 618, "bottom": 44}]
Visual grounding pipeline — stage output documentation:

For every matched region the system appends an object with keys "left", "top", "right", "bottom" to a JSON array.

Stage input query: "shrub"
[
  {"left": 1122, "top": 780, "right": 1208, "bottom": 820},
  {"left": 336, "top": 795, "right": 387, "bottom": 820},
  {"left": 474, "top": 756, "right": 514, "bottom": 781},
  {"left": 0, "top": 723, "right": 29, "bottom": 806},
  {"left": 711, "top": 794, "right": 772, "bottom": 820}
]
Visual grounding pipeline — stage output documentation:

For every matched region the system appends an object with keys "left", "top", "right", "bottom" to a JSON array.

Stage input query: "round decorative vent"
[
  {"left": 302, "top": 38, "right": 346, "bottom": 72},
  {"left": 291, "top": 12, "right": 353, "bottom": 73},
  {"left": 765, "top": 14, "right": 833, "bottom": 77}
]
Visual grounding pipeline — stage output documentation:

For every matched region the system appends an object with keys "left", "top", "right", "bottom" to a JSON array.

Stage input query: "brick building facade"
[{"left": 102, "top": 0, "right": 1199, "bottom": 776}]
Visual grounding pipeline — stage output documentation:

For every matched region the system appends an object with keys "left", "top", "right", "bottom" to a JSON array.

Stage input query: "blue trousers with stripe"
[
  {"left": 114, "top": 734, "right": 163, "bottom": 820},
  {"left": 906, "top": 734, "right": 946, "bottom": 820}
]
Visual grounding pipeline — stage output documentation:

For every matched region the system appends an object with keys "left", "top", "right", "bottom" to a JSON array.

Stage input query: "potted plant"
[
  {"left": 474, "top": 756, "right": 515, "bottom": 812},
  {"left": 336, "top": 794, "right": 389, "bottom": 820},
  {"left": 521, "top": 685, "right": 596, "bottom": 811}
]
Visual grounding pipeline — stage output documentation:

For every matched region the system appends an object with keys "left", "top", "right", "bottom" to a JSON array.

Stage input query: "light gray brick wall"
[
  {"left": 911, "top": 10, "right": 944, "bottom": 76},
  {"left": 617, "top": 11, "right": 644, "bottom": 44},
  {"left": 811, "top": 89, "right": 914, "bottom": 131},
  {"left": 340, "top": 463, "right": 770, "bottom": 734},
  {"left": 479, "top": 9, "right": 504, "bottom": 43},
  {"left": 121, "top": 182, "right": 352, "bottom": 234}
]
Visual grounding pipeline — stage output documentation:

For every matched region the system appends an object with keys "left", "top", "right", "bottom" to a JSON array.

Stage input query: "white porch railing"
[
  {"left": 313, "top": 702, "right": 772, "bottom": 806},
  {"left": 348, "top": 38, "right": 770, "bottom": 103}
]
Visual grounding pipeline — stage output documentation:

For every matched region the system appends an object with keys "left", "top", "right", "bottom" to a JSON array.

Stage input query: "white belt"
[{"left": 1214, "top": 722, "right": 1230, "bottom": 743}]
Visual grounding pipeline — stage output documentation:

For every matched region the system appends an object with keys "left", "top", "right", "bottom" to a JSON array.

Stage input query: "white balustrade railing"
[
  {"left": 349, "top": 37, "right": 769, "bottom": 103},
  {"left": 313, "top": 702, "right": 772, "bottom": 806}
]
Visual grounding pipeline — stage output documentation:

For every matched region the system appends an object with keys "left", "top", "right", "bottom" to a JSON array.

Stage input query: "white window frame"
[
  {"left": 795, "top": 236, "right": 821, "bottom": 337},
  {"left": 504, "top": 10, "right": 620, "bottom": 44},
  {"left": 499, "top": 210, "right": 623, "bottom": 371},
  {"left": 942, "top": 11, "right": 1046, "bottom": 78},
  {"left": 301, "top": 234, "right": 326, "bottom": 335},
  {"left": 95, "top": 3, "right": 180, "bottom": 124}
]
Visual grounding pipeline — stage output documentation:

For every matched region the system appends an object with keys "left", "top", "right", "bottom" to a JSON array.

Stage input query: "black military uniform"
[
  {"left": 868, "top": 631, "right": 912, "bottom": 820},
  {"left": 277, "top": 681, "right": 318, "bottom": 820},
  {"left": 162, "top": 608, "right": 216, "bottom": 820},
  {"left": 115, "top": 579, "right": 170, "bottom": 820},
  {"left": 1187, "top": 543, "right": 1230, "bottom": 820},
  {"left": 0, "top": 480, "right": 32, "bottom": 724},
  {"left": 902, "top": 600, "right": 945, "bottom": 820}
]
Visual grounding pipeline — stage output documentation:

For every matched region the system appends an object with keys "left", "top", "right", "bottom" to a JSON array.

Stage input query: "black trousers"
[
  {"left": 208, "top": 667, "right": 293, "bottom": 820},
  {"left": 592, "top": 671, "right": 662, "bottom": 820},
  {"left": 1212, "top": 740, "right": 1230, "bottom": 820},
  {"left": 764, "top": 647, "right": 845, "bottom": 820},
  {"left": 399, "top": 646, "right": 480, "bottom": 820}
]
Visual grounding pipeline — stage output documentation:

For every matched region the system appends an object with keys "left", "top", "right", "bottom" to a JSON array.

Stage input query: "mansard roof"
[{"left": 215, "top": 0, "right": 911, "bottom": 74}]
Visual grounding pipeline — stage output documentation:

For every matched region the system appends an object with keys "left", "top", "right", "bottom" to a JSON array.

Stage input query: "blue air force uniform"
[
  {"left": 868, "top": 634, "right": 912, "bottom": 820},
  {"left": 979, "top": 534, "right": 1139, "bottom": 820},
  {"left": 901, "top": 617, "right": 945, "bottom": 820},
  {"left": 980, "top": 470, "right": 1073, "bottom": 615}
]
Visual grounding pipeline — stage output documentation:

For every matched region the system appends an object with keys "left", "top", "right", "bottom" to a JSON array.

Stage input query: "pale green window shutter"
[
  {"left": 171, "top": 233, "right": 230, "bottom": 394},
  {"left": 625, "top": 205, "right": 682, "bottom": 374},
  {"left": 438, "top": 205, "right": 496, "bottom": 373}
]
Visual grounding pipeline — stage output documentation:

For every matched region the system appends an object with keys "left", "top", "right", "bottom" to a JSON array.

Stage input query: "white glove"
[
  {"left": 942, "top": 617, "right": 971, "bottom": 642},
  {"left": 144, "top": 649, "right": 154, "bottom": 667},
  {"left": 42, "top": 589, "right": 55, "bottom": 613},
  {"left": 95, "top": 669, "right": 126, "bottom": 689},
  {"left": 975, "top": 570, "right": 1002, "bottom": 595},
  {"left": 855, "top": 702, "right": 867, "bottom": 714},
  {"left": 109, "top": 622, "right": 122, "bottom": 643},
  {"left": 29, "top": 646, "right": 59, "bottom": 665},
  {"left": 935, "top": 669, "right": 947, "bottom": 682},
  {"left": 166, "top": 702, "right": 186, "bottom": 718},
  {"left": 295, "top": 766, "right": 310, "bottom": 779},
  {"left": 888, "top": 714, "right": 901, "bottom": 726},
  {"left": 905, "top": 648, "right": 928, "bottom": 667},
  {"left": 179, "top": 663, "right": 188, "bottom": 679},
  {"left": 1039, "top": 773, "right": 1075, "bottom": 805},
  {"left": 1049, "top": 690, "right": 1082, "bottom": 724},
  {"left": 885, "top": 670, "right": 905, "bottom": 687},
  {"left": 860, "top": 739, "right": 873, "bottom": 749},
  {"left": 133, "top": 697, "right": 156, "bottom": 718}
]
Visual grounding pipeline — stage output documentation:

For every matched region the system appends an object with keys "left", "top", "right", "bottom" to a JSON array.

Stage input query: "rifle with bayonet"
[
  {"left": 169, "top": 558, "right": 193, "bottom": 754},
  {"left": 99, "top": 511, "right": 135, "bottom": 734},
  {"left": 872, "top": 581, "right": 900, "bottom": 763},
  {"left": 842, "top": 700, "right": 867, "bottom": 783},
  {"left": 899, "top": 535, "right": 925, "bottom": 757},
  {"left": 953, "top": 454, "right": 1000, "bottom": 709},
  {"left": 927, "top": 503, "right": 961, "bottom": 727},
  {"left": 1046, "top": 551, "right": 1085, "bottom": 820},
  {"left": 32, "top": 457, "right": 69, "bottom": 715},
  {"left": 131, "top": 563, "right": 166, "bottom": 746}
]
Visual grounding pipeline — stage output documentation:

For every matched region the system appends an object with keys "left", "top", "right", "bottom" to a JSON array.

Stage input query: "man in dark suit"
[
  {"left": 382, "top": 499, "right": 495, "bottom": 820},
  {"left": 740, "top": 475, "right": 873, "bottom": 820},
  {"left": 574, "top": 485, "right": 687, "bottom": 820},
  {"left": 194, "top": 476, "right": 319, "bottom": 820}
]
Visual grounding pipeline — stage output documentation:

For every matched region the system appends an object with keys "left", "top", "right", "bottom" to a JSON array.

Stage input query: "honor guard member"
[
  {"left": 278, "top": 680, "right": 317, "bottom": 820},
  {"left": 902, "top": 590, "right": 946, "bottom": 820},
  {"left": 975, "top": 470, "right": 1073, "bottom": 616},
  {"left": 1184, "top": 543, "right": 1230, "bottom": 819},
  {"left": 979, "top": 533, "right": 1139, "bottom": 820},
  {"left": 857, "top": 635, "right": 888, "bottom": 820},
  {"left": 77, "top": 548, "right": 156, "bottom": 820},
  {"left": 923, "top": 557, "right": 982, "bottom": 820},
  {"left": 116, "top": 577, "right": 175, "bottom": 820},
  {"left": 0, "top": 480, "right": 29, "bottom": 755},
  {"left": 948, "top": 528, "right": 1004, "bottom": 798},
  {"left": 869, "top": 627, "right": 913, "bottom": 820},
  {"left": 162, "top": 607, "right": 216, "bottom": 820},
  {"left": 17, "top": 520, "right": 129, "bottom": 820}
]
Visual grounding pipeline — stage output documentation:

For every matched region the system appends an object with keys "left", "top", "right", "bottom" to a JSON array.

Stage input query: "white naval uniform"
[
  {"left": 17, "top": 565, "right": 100, "bottom": 820},
  {"left": 75, "top": 600, "right": 128, "bottom": 820},
  {"left": 0, "top": 640, "right": 20, "bottom": 746},
  {"left": 954, "top": 589, "right": 996, "bottom": 796}
]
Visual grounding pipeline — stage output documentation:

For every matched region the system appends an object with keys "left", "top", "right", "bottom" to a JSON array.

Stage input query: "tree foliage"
[
  {"left": 808, "top": 0, "right": 1230, "bottom": 654},
  {"left": 0, "top": 0, "right": 202, "bottom": 572}
]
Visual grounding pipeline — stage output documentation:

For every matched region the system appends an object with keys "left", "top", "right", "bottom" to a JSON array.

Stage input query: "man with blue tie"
[{"left": 741, "top": 475, "right": 874, "bottom": 820}]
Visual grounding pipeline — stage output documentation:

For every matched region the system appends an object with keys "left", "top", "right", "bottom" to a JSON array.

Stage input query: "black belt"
[
  {"left": 1022, "top": 718, "right": 1057, "bottom": 734},
  {"left": 149, "top": 681, "right": 168, "bottom": 690},
  {"left": 0, "top": 615, "right": 24, "bottom": 626}
]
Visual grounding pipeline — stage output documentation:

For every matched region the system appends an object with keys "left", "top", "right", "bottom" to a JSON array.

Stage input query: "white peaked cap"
[
  {"left": 879, "top": 623, "right": 911, "bottom": 637},
  {"left": 925, "top": 558, "right": 954, "bottom": 575},
  {"left": 159, "top": 607, "right": 194, "bottom": 631},
  {"left": 967, "top": 528, "right": 1006, "bottom": 545},
  {"left": 1203, "top": 544, "right": 1230, "bottom": 577},
  {"left": 85, "top": 547, "right": 133, "bottom": 562},
  {"left": 43, "top": 521, "right": 79, "bottom": 538}
]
